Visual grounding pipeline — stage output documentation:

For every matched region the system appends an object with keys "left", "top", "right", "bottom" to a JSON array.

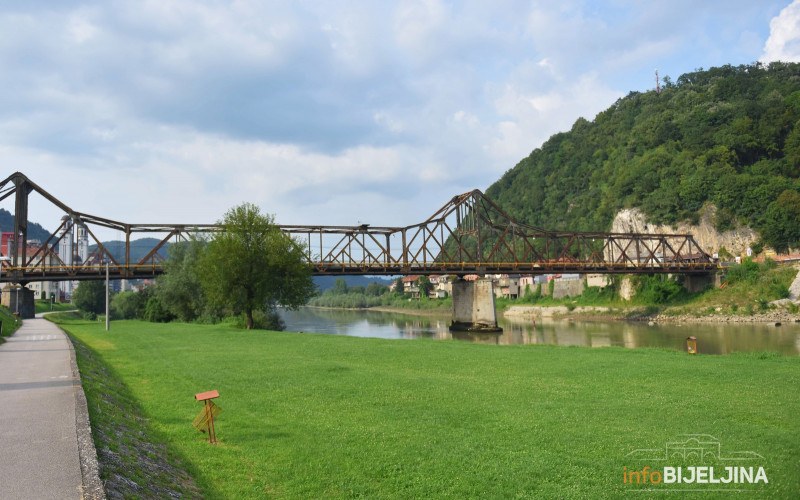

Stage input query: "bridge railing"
[{"left": 0, "top": 172, "right": 717, "bottom": 283}]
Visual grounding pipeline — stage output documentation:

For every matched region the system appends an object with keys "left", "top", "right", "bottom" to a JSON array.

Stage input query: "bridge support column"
[
  {"left": 450, "top": 278, "right": 502, "bottom": 332},
  {"left": 1, "top": 285, "right": 35, "bottom": 319},
  {"left": 681, "top": 273, "right": 716, "bottom": 293}
]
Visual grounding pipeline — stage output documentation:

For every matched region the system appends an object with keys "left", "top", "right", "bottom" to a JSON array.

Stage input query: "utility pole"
[
  {"left": 655, "top": 68, "right": 661, "bottom": 94},
  {"left": 105, "top": 263, "right": 109, "bottom": 331}
]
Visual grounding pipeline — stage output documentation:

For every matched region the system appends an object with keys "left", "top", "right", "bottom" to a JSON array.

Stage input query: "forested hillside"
[
  {"left": 486, "top": 62, "right": 800, "bottom": 252},
  {"left": 0, "top": 208, "right": 52, "bottom": 242}
]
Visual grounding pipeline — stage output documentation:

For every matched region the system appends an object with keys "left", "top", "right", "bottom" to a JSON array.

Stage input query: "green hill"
[
  {"left": 89, "top": 237, "right": 171, "bottom": 264},
  {"left": 486, "top": 62, "right": 800, "bottom": 252},
  {"left": 0, "top": 208, "right": 54, "bottom": 243}
]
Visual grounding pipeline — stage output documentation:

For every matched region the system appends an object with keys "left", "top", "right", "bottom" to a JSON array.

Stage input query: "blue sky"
[{"left": 2, "top": 0, "right": 800, "bottom": 235}]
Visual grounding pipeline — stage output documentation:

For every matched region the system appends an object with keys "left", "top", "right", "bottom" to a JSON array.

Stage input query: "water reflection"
[{"left": 278, "top": 308, "right": 800, "bottom": 355}]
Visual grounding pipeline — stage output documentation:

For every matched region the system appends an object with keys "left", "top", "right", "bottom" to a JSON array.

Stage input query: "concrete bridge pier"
[
  {"left": 681, "top": 273, "right": 720, "bottom": 293},
  {"left": 450, "top": 278, "right": 502, "bottom": 332},
  {"left": 1, "top": 285, "right": 35, "bottom": 319}
]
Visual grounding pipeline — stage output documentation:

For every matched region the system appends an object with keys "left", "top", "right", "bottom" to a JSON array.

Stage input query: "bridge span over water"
[{"left": 0, "top": 172, "right": 716, "bottom": 285}]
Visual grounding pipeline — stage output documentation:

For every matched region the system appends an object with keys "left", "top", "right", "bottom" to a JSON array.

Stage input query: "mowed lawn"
[{"left": 57, "top": 319, "right": 799, "bottom": 499}]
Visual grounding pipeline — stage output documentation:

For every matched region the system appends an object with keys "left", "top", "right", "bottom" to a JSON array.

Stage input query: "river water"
[{"left": 279, "top": 307, "right": 800, "bottom": 356}]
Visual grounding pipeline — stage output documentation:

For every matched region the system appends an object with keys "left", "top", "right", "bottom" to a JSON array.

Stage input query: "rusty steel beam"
[{"left": 0, "top": 172, "right": 717, "bottom": 284}]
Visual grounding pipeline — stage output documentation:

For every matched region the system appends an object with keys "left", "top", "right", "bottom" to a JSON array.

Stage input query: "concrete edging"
[{"left": 62, "top": 324, "right": 106, "bottom": 500}]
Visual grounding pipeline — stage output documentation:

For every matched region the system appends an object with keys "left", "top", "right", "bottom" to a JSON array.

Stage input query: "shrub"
[
  {"left": 578, "top": 286, "right": 616, "bottom": 304},
  {"left": 110, "top": 291, "right": 142, "bottom": 320},
  {"left": 726, "top": 259, "right": 760, "bottom": 284},
  {"left": 635, "top": 275, "right": 685, "bottom": 304},
  {"left": 232, "top": 310, "right": 285, "bottom": 331},
  {"left": 144, "top": 297, "right": 174, "bottom": 323},
  {"left": 770, "top": 283, "right": 790, "bottom": 299},
  {"left": 760, "top": 258, "right": 777, "bottom": 271}
]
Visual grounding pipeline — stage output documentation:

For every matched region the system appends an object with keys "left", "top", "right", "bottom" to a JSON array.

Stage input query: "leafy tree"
[
  {"left": 332, "top": 278, "right": 348, "bottom": 295},
  {"left": 199, "top": 203, "right": 315, "bottom": 330},
  {"left": 156, "top": 238, "right": 208, "bottom": 322},
  {"left": 761, "top": 190, "right": 800, "bottom": 252},
  {"left": 135, "top": 285, "right": 156, "bottom": 319},
  {"left": 418, "top": 275, "right": 433, "bottom": 298},
  {"left": 365, "top": 282, "right": 387, "bottom": 296},
  {"left": 144, "top": 296, "right": 173, "bottom": 323},
  {"left": 110, "top": 291, "right": 141, "bottom": 320},
  {"left": 72, "top": 280, "right": 107, "bottom": 315},
  {"left": 348, "top": 285, "right": 366, "bottom": 295},
  {"left": 393, "top": 278, "right": 404, "bottom": 295}
]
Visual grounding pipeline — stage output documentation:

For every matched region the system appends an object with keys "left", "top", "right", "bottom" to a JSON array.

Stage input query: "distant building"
[
  {"left": 58, "top": 216, "right": 74, "bottom": 299},
  {"left": 1, "top": 232, "right": 20, "bottom": 258},
  {"left": 401, "top": 275, "right": 421, "bottom": 298},
  {"left": 0, "top": 233, "right": 57, "bottom": 301},
  {"left": 429, "top": 275, "right": 453, "bottom": 298},
  {"left": 54, "top": 217, "right": 91, "bottom": 300},
  {"left": 489, "top": 274, "right": 519, "bottom": 299}
]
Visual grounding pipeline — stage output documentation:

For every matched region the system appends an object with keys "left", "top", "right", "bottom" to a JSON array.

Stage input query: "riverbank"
[
  {"left": 368, "top": 305, "right": 451, "bottom": 317},
  {"left": 314, "top": 260, "right": 800, "bottom": 325},
  {"left": 364, "top": 300, "right": 800, "bottom": 325},
  {"left": 503, "top": 304, "right": 800, "bottom": 324},
  {"left": 52, "top": 317, "right": 800, "bottom": 498}
]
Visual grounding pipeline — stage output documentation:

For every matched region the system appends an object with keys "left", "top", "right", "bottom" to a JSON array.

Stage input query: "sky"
[{"left": 2, "top": 0, "right": 800, "bottom": 238}]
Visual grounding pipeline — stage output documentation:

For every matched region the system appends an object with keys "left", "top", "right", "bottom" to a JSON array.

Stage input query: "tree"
[
  {"left": 332, "top": 278, "right": 348, "bottom": 295},
  {"left": 393, "top": 277, "right": 404, "bottom": 295},
  {"left": 365, "top": 282, "right": 387, "bottom": 296},
  {"left": 72, "top": 280, "right": 107, "bottom": 315},
  {"left": 418, "top": 275, "right": 433, "bottom": 298},
  {"left": 348, "top": 285, "right": 365, "bottom": 295},
  {"left": 199, "top": 203, "right": 315, "bottom": 330},
  {"left": 156, "top": 238, "right": 208, "bottom": 322},
  {"left": 761, "top": 189, "right": 800, "bottom": 252},
  {"left": 110, "top": 291, "right": 141, "bottom": 320},
  {"left": 144, "top": 296, "right": 174, "bottom": 323}
]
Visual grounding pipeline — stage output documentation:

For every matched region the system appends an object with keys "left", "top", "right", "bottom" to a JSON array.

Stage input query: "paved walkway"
[{"left": 0, "top": 316, "right": 99, "bottom": 499}]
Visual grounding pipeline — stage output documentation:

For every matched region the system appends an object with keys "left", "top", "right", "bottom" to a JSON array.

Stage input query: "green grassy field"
[
  {"left": 0, "top": 305, "right": 22, "bottom": 343},
  {"left": 54, "top": 317, "right": 799, "bottom": 499},
  {"left": 34, "top": 301, "right": 76, "bottom": 314}
]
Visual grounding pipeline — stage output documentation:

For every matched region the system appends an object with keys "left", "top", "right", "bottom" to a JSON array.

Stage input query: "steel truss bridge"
[{"left": 0, "top": 172, "right": 716, "bottom": 284}]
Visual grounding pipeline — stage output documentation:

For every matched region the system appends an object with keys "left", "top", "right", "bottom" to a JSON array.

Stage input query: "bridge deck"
[{"left": 0, "top": 172, "right": 718, "bottom": 284}]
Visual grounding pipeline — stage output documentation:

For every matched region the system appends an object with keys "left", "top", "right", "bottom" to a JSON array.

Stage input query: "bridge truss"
[{"left": 0, "top": 172, "right": 716, "bottom": 284}]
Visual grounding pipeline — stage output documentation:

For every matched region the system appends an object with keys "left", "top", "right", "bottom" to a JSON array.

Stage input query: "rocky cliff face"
[{"left": 611, "top": 204, "right": 759, "bottom": 256}]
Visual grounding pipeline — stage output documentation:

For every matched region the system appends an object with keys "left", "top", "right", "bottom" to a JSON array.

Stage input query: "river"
[{"left": 279, "top": 307, "right": 800, "bottom": 356}]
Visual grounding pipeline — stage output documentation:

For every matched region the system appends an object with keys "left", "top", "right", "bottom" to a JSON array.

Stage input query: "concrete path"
[
  {"left": 0, "top": 316, "right": 102, "bottom": 499},
  {"left": 788, "top": 266, "right": 800, "bottom": 301}
]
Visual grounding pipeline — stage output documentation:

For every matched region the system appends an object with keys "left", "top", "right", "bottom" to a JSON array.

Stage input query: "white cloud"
[
  {"left": 67, "top": 14, "right": 100, "bottom": 44},
  {"left": 0, "top": 0, "right": 794, "bottom": 238},
  {"left": 761, "top": 0, "right": 800, "bottom": 62},
  {"left": 488, "top": 72, "right": 621, "bottom": 164}
]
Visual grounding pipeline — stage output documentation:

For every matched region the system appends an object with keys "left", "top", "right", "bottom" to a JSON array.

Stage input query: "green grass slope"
[{"left": 54, "top": 318, "right": 799, "bottom": 499}]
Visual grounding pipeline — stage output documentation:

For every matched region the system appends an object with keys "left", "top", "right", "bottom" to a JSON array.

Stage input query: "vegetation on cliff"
[{"left": 487, "top": 62, "right": 800, "bottom": 251}]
